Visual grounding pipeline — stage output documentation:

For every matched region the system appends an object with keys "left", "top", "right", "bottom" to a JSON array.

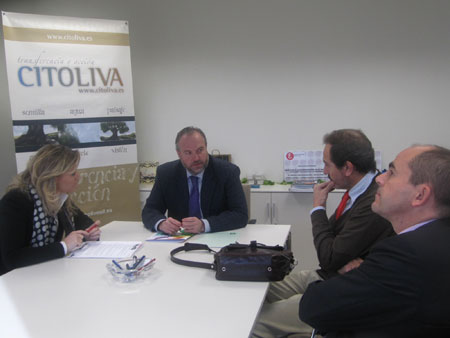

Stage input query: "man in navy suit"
[
  {"left": 142, "top": 126, "right": 248, "bottom": 234},
  {"left": 300, "top": 145, "right": 450, "bottom": 337}
]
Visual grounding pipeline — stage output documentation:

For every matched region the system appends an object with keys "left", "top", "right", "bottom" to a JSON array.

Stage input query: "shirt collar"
[
  {"left": 186, "top": 170, "right": 204, "bottom": 181},
  {"left": 58, "top": 193, "right": 68, "bottom": 210},
  {"left": 347, "top": 171, "right": 377, "bottom": 206},
  {"left": 399, "top": 219, "right": 436, "bottom": 235}
]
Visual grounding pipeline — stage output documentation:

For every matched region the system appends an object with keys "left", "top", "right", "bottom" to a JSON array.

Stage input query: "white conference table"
[{"left": 0, "top": 221, "right": 291, "bottom": 338}]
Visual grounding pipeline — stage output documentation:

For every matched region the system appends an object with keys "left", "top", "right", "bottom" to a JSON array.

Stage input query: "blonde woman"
[{"left": 0, "top": 144, "right": 101, "bottom": 275}]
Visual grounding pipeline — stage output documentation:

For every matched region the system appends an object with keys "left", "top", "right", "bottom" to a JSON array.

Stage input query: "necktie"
[
  {"left": 335, "top": 190, "right": 350, "bottom": 220},
  {"left": 189, "top": 176, "right": 201, "bottom": 218}
]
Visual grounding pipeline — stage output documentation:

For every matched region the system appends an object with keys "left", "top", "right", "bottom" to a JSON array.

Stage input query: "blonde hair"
[{"left": 8, "top": 144, "right": 80, "bottom": 216}]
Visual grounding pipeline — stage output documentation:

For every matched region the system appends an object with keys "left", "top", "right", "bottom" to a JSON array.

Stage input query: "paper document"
[
  {"left": 187, "top": 231, "right": 239, "bottom": 248},
  {"left": 67, "top": 241, "right": 142, "bottom": 259},
  {"left": 147, "top": 232, "right": 193, "bottom": 243}
]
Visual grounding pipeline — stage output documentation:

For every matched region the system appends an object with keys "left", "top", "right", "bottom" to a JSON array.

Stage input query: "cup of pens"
[{"left": 106, "top": 255, "right": 156, "bottom": 282}]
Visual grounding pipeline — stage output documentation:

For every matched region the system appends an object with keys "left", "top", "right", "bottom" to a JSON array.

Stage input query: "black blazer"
[
  {"left": 142, "top": 155, "right": 248, "bottom": 233},
  {"left": 299, "top": 218, "right": 450, "bottom": 337},
  {"left": 0, "top": 189, "right": 93, "bottom": 275}
]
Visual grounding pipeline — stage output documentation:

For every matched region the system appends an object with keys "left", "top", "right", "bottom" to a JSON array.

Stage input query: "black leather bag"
[{"left": 170, "top": 241, "right": 296, "bottom": 282}]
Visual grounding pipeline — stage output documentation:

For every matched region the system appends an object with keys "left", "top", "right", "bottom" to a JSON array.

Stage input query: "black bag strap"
[
  {"left": 170, "top": 243, "right": 217, "bottom": 270},
  {"left": 224, "top": 240, "right": 285, "bottom": 252}
]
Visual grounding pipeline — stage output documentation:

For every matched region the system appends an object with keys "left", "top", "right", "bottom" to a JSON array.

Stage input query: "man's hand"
[
  {"left": 313, "top": 180, "right": 335, "bottom": 208},
  {"left": 338, "top": 258, "right": 364, "bottom": 275},
  {"left": 159, "top": 217, "right": 182, "bottom": 235},
  {"left": 181, "top": 217, "right": 205, "bottom": 234}
]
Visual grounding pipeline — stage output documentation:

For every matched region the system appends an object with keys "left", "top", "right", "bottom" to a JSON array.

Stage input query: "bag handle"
[
  {"left": 170, "top": 243, "right": 217, "bottom": 270},
  {"left": 224, "top": 240, "right": 285, "bottom": 252}
]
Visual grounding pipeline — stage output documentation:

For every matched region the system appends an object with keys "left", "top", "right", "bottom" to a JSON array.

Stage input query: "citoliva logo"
[{"left": 17, "top": 67, "right": 123, "bottom": 88}]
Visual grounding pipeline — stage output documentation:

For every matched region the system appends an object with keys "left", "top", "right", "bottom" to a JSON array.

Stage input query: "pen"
[
  {"left": 130, "top": 255, "right": 146, "bottom": 270},
  {"left": 126, "top": 255, "right": 142, "bottom": 270},
  {"left": 138, "top": 258, "right": 156, "bottom": 271},
  {"left": 112, "top": 259, "right": 123, "bottom": 270},
  {"left": 73, "top": 242, "right": 87, "bottom": 251},
  {"left": 134, "top": 255, "right": 146, "bottom": 270},
  {"left": 86, "top": 223, "right": 98, "bottom": 233}
]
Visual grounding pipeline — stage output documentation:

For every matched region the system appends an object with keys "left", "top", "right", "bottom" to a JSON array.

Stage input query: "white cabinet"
[
  {"left": 139, "top": 184, "right": 152, "bottom": 209},
  {"left": 251, "top": 185, "right": 343, "bottom": 270},
  {"left": 251, "top": 192, "right": 274, "bottom": 224}
]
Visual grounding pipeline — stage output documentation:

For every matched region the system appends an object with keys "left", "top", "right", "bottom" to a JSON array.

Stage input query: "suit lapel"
[
  {"left": 175, "top": 161, "right": 190, "bottom": 215},
  {"left": 201, "top": 157, "right": 215, "bottom": 217}
]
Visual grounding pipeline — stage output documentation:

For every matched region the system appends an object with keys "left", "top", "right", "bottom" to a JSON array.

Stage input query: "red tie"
[{"left": 335, "top": 191, "right": 350, "bottom": 220}]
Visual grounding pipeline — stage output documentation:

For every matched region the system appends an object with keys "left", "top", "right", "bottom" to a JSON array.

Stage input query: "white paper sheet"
[
  {"left": 67, "top": 241, "right": 142, "bottom": 258},
  {"left": 187, "top": 231, "right": 239, "bottom": 248}
]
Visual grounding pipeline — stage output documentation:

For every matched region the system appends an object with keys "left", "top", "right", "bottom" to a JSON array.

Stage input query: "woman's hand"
[
  {"left": 64, "top": 230, "right": 89, "bottom": 252},
  {"left": 84, "top": 220, "right": 101, "bottom": 241}
]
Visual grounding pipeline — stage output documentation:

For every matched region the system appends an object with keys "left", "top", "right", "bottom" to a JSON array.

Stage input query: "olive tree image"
[
  {"left": 14, "top": 123, "right": 79, "bottom": 149},
  {"left": 100, "top": 121, "right": 130, "bottom": 141}
]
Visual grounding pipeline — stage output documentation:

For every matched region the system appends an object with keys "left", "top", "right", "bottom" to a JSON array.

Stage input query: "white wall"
[{"left": 2, "top": 0, "right": 450, "bottom": 193}]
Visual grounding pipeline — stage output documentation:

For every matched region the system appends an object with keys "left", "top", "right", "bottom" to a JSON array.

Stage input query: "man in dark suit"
[
  {"left": 142, "top": 126, "right": 248, "bottom": 234},
  {"left": 300, "top": 145, "right": 450, "bottom": 337},
  {"left": 252, "top": 129, "right": 394, "bottom": 337}
]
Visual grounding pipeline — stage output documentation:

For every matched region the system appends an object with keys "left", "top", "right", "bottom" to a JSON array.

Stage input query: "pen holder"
[{"left": 106, "top": 257, "right": 155, "bottom": 283}]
